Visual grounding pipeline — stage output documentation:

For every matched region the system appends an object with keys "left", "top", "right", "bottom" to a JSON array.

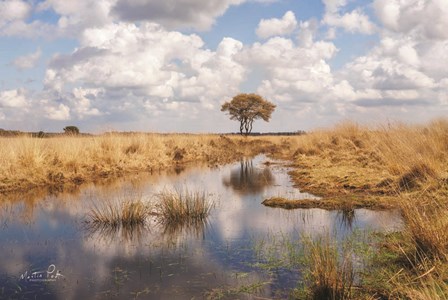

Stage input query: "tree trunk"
[{"left": 248, "top": 119, "right": 253, "bottom": 135}]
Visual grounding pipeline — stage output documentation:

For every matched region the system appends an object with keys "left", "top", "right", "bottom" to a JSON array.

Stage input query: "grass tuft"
[
  {"left": 399, "top": 195, "right": 448, "bottom": 261},
  {"left": 302, "top": 234, "right": 355, "bottom": 300},
  {"left": 398, "top": 163, "right": 437, "bottom": 191},
  {"left": 87, "top": 198, "right": 149, "bottom": 228},
  {"left": 156, "top": 188, "right": 214, "bottom": 225}
]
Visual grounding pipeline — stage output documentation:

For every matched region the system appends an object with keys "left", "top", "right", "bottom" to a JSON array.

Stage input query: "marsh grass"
[
  {"left": 250, "top": 231, "right": 303, "bottom": 271},
  {"left": 156, "top": 189, "right": 214, "bottom": 226},
  {"left": 401, "top": 278, "right": 448, "bottom": 300},
  {"left": 87, "top": 198, "right": 149, "bottom": 228},
  {"left": 275, "top": 119, "right": 448, "bottom": 298},
  {"left": 261, "top": 196, "right": 393, "bottom": 210},
  {"left": 0, "top": 133, "right": 278, "bottom": 193},
  {"left": 249, "top": 231, "right": 362, "bottom": 299},
  {"left": 357, "top": 217, "right": 448, "bottom": 299},
  {"left": 399, "top": 194, "right": 448, "bottom": 261},
  {"left": 302, "top": 234, "right": 355, "bottom": 300},
  {"left": 285, "top": 119, "right": 448, "bottom": 196},
  {"left": 386, "top": 246, "right": 448, "bottom": 300}
]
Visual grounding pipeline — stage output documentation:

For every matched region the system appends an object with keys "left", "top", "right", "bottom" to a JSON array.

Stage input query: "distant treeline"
[
  {"left": 226, "top": 131, "right": 306, "bottom": 136},
  {"left": 103, "top": 131, "right": 307, "bottom": 136},
  {"left": 0, "top": 129, "right": 91, "bottom": 138},
  {"left": 0, "top": 128, "right": 305, "bottom": 137}
]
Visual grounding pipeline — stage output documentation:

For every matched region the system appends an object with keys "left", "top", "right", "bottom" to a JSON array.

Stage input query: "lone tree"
[
  {"left": 221, "top": 93, "right": 276, "bottom": 135},
  {"left": 63, "top": 126, "right": 80, "bottom": 135}
]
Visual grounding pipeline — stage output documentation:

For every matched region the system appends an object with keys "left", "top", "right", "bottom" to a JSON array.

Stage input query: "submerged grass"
[{"left": 249, "top": 231, "right": 360, "bottom": 299}]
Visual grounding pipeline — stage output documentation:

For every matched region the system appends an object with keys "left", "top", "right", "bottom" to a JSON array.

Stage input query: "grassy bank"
[
  {"left": 0, "top": 133, "right": 277, "bottom": 193},
  {"left": 279, "top": 120, "right": 448, "bottom": 199},
  {"left": 262, "top": 196, "right": 395, "bottom": 210},
  {"left": 269, "top": 119, "right": 448, "bottom": 298}
]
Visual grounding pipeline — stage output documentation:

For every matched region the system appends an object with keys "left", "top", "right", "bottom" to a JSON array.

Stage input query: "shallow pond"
[{"left": 0, "top": 156, "right": 402, "bottom": 299}]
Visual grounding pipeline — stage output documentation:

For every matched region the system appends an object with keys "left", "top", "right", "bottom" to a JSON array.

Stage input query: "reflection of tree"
[{"left": 223, "top": 159, "right": 275, "bottom": 195}]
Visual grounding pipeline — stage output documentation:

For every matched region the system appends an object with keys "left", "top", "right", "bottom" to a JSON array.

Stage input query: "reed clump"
[
  {"left": 383, "top": 240, "right": 448, "bottom": 300},
  {"left": 399, "top": 195, "right": 448, "bottom": 261},
  {"left": 302, "top": 234, "right": 355, "bottom": 300},
  {"left": 400, "top": 278, "right": 448, "bottom": 300},
  {"left": 156, "top": 189, "right": 214, "bottom": 225},
  {"left": 87, "top": 198, "right": 149, "bottom": 228}
]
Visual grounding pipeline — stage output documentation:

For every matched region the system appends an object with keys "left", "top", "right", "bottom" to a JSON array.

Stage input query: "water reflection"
[
  {"left": 161, "top": 218, "right": 208, "bottom": 239},
  {"left": 83, "top": 221, "right": 148, "bottom": 245},
  {"left": 222, "top": 159, "right": 275, "bottom": 195},
  {"left": 337, "top": 208, "right": 356, "bottom": 229},
  {"left": 0, "top": 155, "right": 403, "bottom": 299}
]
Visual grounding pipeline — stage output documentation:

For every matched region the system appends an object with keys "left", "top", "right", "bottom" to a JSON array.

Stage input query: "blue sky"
[{"left": 0, "top": 0, "right": 447, "bottom": 133}]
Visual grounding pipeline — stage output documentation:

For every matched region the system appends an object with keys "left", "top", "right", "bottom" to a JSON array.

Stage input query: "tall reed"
[
  {"left": 302, "top": 234, "right": 355, "bottom": 300},
  {"left": 399, "top": 194, "right": 448, "bottom": 261}
]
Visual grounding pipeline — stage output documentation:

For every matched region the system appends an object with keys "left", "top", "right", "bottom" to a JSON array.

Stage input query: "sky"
[{"left": 0, "top": 0, "right": 447, "bottom": 133}]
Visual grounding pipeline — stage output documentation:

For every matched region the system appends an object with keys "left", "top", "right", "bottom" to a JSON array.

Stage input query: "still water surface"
[{"left": 0, "top": 156, "right": 402, "bottom": 299}]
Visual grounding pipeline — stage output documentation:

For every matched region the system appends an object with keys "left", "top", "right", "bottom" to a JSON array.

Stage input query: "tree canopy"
[
  {"left": 63, "top": 126, "right": 80, "bottom": 135},
  {"left": 221, "top": 93, "right": 276, "bottom": 135}
]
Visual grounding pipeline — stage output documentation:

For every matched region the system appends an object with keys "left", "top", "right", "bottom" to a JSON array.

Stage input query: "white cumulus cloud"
[
  {"left": 45, "top": 103, "right": 71, "bottom": 120},
  {"left": 242, "top": 36, "right": 337, "bottom": 107},
  {"left": 323, "top": 9, "right": 376, "bottom": 34},
  {"left": 0, "top": 89, "right": 28, "bottom": 108},
  {"left": 256, "top": 11, "right": 297, "bottom": 39},
  {"left": 43, "top": 22, "right": 247, "bottom": 125},
  {"left": 374, "top": 0, "right": 448, "bottom": 40}
]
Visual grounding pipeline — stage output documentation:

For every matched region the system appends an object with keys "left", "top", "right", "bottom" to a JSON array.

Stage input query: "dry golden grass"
[
  {"left": 283, "top": 119, "right": 448, "bottom": 197},
  {"left": 386, "top": 243, "right": 448, "bottom": 300},
  {"left": 0, "top": 133, "right": 279, "bottom": 193},
  {"left": 262, "top": 196, "right": 393, "bottom": 210},
  {"left": 399, "top": 195, "right": 448, "bottom": 261},
  {"left": 401, "top": 279, "right": 448, "bottom": 300}
]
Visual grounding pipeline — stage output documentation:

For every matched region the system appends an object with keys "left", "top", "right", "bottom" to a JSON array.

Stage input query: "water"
[{"left": 0, "top": 156, "right": 402, "bottom": 299}]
